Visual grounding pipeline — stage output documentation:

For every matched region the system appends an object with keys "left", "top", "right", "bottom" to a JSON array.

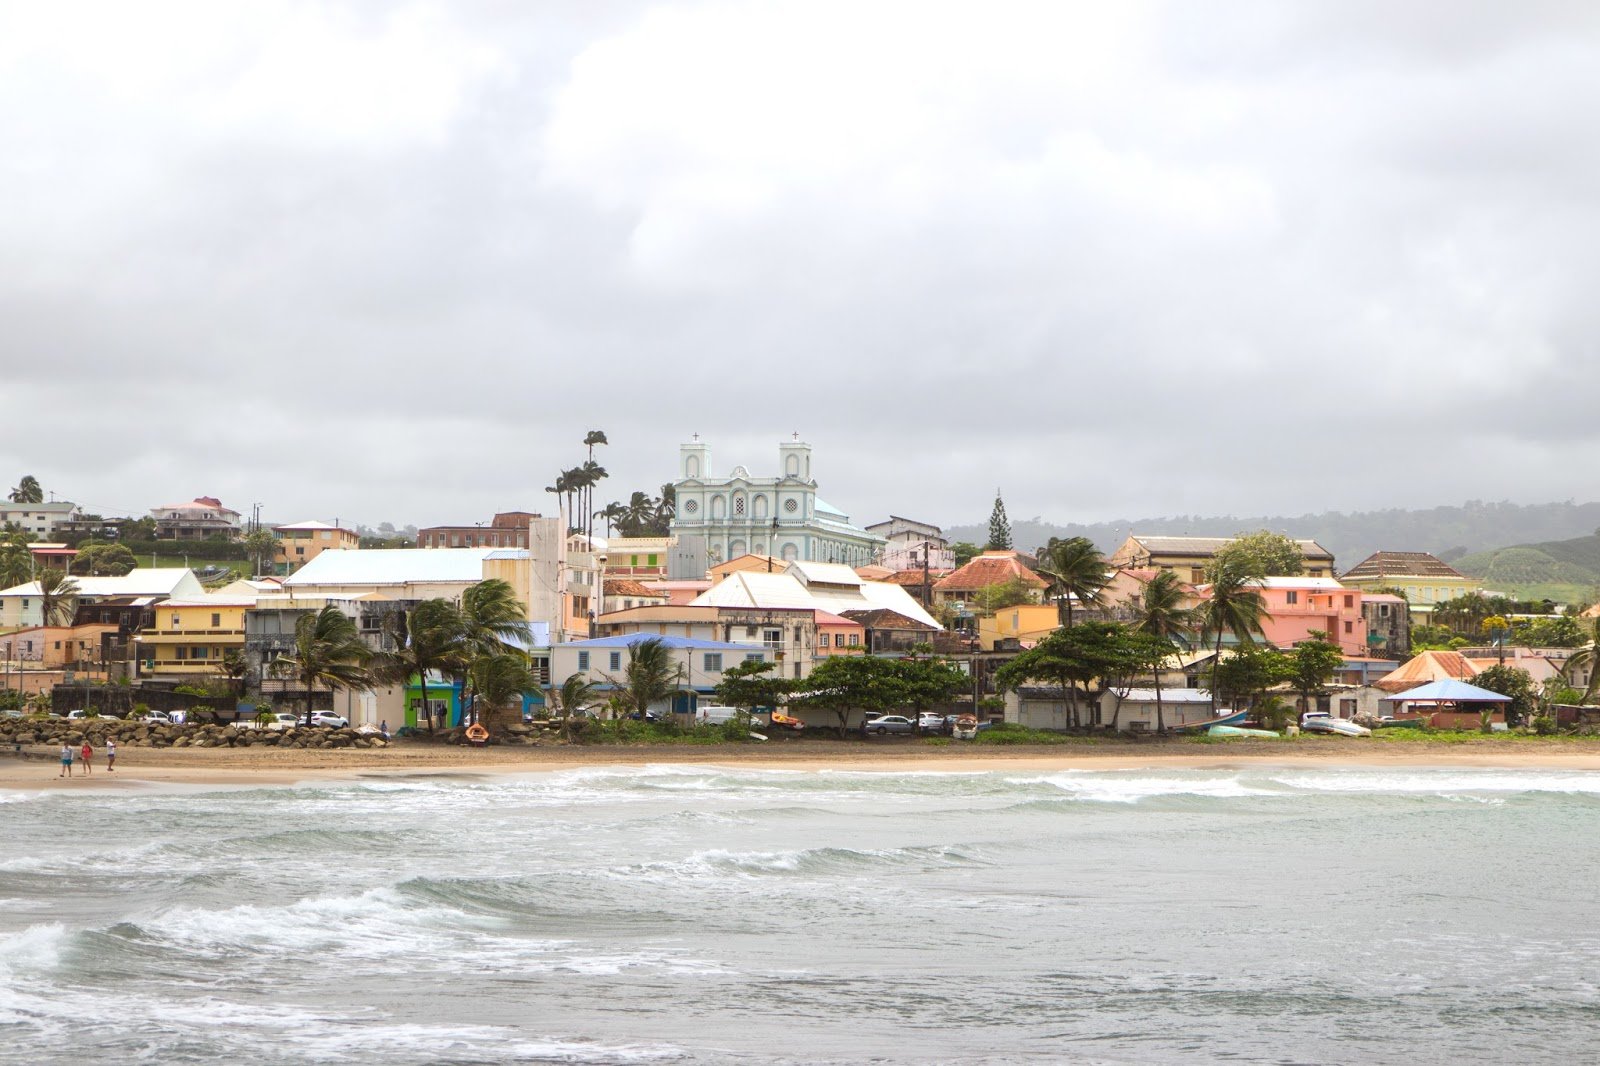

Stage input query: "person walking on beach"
[
  {"left": 79, "top": 739, "right": 93, "bottom": 775},
  {"left": 106, "top": 737, "right": 116, "bottom": 772},
  {"left": 59, "top": 743, "right": 73, "bottom": 778}
]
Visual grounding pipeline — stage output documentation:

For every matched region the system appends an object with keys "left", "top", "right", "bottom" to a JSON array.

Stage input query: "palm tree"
[
  {"left": 218, "top": 649, "right": 252, "bottom": 700},
  {"left": 1037, "top": 536, "right": 1107, "bottom": 627},
  {"left": 562, "top": 466, "right": 585, "bottom": 534},
  {"left": 1197, "top": 559, "right": 1268, "bottom": 711},
  {"left": 1130, "top": 570, "right": 1195, "bottom": 732},
  {"left": 548, "top": 671, "right": 597, "bottom": 741},
  {"left": 655, "top": 483, "right": 676, "bottom": 532},
  {"left": 583, "top": 430, "right": 608, "bottom": 538},
  {"left": 597, "top": 502, "right": 627, "bottom": 538},
  {"left": 274, "top": 604, "right": 373, "bottom": 725},
  {"left": 469, "top": 652, "right": 536, "bottom": 733},
  {"left": 458, "top": 579, "right": 533, "bottom": 724},
  {"left": 546, "top": 472, "right": 572, "bottom": 532},
  {"left": 620, "top": 491, "right": 655, "bottom": 536},
  {"left": 36, "top": 568, "right": 79, "bottom": 628},
  {"left": 371, "top": 600, "right": 464, "bottom": 734},
  {"left": 1561, "top": 617, "right": 1600, "bottom": 706},
  {"left": 0, "top": 539, "right": 30, "bottom": 588},
  {"left": 576, "top": 460, "right": 608, "bottom": 541},
  {"left": 614, "top": 637, "right": 678, "bottom": 720},
  {"left": 8, "top": 476, "right": 42, "bottom": 504}
]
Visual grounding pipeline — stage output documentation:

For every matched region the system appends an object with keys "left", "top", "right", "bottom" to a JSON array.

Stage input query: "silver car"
[{"left": 864, "top": 715, "right": 915, "bottom": 735}]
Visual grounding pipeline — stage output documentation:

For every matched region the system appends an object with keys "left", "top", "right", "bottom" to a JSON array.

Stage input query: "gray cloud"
[{"left": 3, "top": 1, "right": 1598, "bottom": 531}]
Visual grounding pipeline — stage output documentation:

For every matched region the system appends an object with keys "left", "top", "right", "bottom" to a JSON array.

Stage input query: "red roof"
[
  {"left": 933, "top": 551, "right": 1048, "bottom": 592},
  {"left": 884, "top": 569, "right": 951, "bottom": 586},
  {"left": 604, "top": 578, "right": 664, "bottom": 598}
]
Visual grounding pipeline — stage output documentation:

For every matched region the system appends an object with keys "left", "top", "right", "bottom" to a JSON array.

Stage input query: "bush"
[
  {"left": 1532, "top": 715, "right": 1558, "bottom": 735},
  {"left": 972, "top": 722, "right": 1085, "bottom": 746}
]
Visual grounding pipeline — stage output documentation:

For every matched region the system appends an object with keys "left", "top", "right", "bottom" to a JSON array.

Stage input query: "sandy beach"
[{"left": 9, "top": 736, "right": 1600, "bottom": 790}]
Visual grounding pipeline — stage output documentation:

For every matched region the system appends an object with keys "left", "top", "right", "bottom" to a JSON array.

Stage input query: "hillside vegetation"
[
  {"left": 946, "top": 500, "right": 1600, "bottom": 574},
  {"left": 1453, "top": 534, "right": 1600, "bottom": 603}
]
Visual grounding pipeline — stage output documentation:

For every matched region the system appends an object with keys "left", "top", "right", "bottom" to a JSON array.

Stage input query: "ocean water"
[{"left": 2, "top": 765, "right": 1598, "bottom": 1065}]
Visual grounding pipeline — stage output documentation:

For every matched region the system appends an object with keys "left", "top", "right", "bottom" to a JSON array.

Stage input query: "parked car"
[
  {"left": 265, "top": 713, "right": 302, "bottom": 731},
  {"left": 65, "top": 709, "right": 89, "bottom": 720},
  {"left": 0, "top": 708, "right": 24, "bottom": 720},
  {"left": 309, "top": 711, "right": 349, "bottom": 729},
  {"left": 96, "top": 713, "right": 120, "bottom": 721},
  {"left": 917, "top": 712, "right": 946, "bottom": 731},
  {"left": 139, "top": 710, "right": 173, "bottom": 725},
  {"left": 865, "top": 715, "right": 915, "bottom": 735},
  {"left": 696, "top": 705, "right": 742, "bottom": 726}
]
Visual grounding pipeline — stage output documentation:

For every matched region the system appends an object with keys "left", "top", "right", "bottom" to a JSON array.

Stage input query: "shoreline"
[{"left": 8, "top": 737, "right": 1600, "bottom": 790}]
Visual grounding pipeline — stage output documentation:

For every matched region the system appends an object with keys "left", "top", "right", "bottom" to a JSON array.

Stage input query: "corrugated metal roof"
[
  {"left": 283, "top": 548, "right": 495, "bottom": 586},
  {"left": 1131, "top": 535, "right": 1334, "bottom": 559},
  {"left": 691, "top": 571, "right": 940, "bottom": 628},
  {"left": 1, "top": 569, "right": 202, "bottom": 598}
]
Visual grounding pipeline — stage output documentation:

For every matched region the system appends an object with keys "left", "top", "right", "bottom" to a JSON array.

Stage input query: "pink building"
[{"left": 1250, "top": 577, "right": 1368, "bottom": 655}]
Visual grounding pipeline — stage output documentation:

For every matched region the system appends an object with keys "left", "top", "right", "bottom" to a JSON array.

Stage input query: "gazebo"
[{"left": 1382, "top": 679, "right": 1511, "bottom": 729}]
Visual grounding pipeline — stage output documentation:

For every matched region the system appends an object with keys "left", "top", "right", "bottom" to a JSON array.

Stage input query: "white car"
[
  {"left": 265, "top": 713, "right": 302, "bottom": 731},
  {"left": 140, "top": 710, "right": 173, "bottom": 724},
  {"left": 309, "top": 711, "right": 349, "bottom": 729}
]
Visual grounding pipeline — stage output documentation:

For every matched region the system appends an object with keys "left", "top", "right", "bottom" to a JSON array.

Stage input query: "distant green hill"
[{"left": 1453, "top": 534, "right": 1600, "bottom": 604}]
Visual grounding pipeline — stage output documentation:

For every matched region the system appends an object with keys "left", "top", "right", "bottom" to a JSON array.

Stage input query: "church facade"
[{"left": 670, "top": 436, "right": 885, "bottom": 567}]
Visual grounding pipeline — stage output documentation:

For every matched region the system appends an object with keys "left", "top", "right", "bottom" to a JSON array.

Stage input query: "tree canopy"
[
  {"left": 1286, "top": 632, "right": 1344, "bottom": 710},
  {"left": 713, "top": 659, "right": 794, "bottom": 713},
  {"left": 795, "top": 654, "right": 966, "bottom": 732},
  {"left": 986, "top": 490, "right": 1012, "bottom": 551},
  {"left": 1208, "top": 529, "right": 1303, "bottom": 580}
]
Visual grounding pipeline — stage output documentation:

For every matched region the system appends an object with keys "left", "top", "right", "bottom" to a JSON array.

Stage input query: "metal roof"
[
  {"left": 0, "top": 568, "right": 203, "bottom": 598},
  {"left": 691, "top": 570, "right": 940, "bottom": 628},
  {"left": 283, "top": 548, "right": 495, "bottom": 586}
]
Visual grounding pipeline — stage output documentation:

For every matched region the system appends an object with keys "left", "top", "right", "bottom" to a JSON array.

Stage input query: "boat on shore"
[
  {"left": 1208, "top": 724, "right": 1281, "bottom": 739},
  {"left": 1302, "top": 715, "right": 1372, "bottom": 737},
  {"left": 1176, "top": 711, "right": 1249, "bottom": 733}
]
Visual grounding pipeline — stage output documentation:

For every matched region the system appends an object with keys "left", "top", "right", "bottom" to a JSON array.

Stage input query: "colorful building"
[
  {"left": 274, "top": 521, "right": 360, "bottom": 574},
  {"left": 135, "top": 594, "right": 255, "bottom": 678},
  {"left": 1339, "top": 551, "right": 1477, "bottom": 618},
  {"left": 1109, "top": 534, "right": 1337, "bottom": 582}
]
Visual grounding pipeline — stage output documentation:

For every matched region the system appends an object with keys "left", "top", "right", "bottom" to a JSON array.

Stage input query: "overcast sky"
[{"left": 5, "top": 1, "right": 1599, "bottom": 531}]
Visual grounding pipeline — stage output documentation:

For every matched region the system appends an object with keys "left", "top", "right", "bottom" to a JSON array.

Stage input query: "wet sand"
[{"left": 8, "top": 736, "right": 1600, "bottom": 790}]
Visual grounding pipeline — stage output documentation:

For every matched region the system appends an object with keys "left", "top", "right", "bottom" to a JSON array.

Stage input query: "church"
[{"left": 670, "top": 435, "right": 885, "bottom": 567}]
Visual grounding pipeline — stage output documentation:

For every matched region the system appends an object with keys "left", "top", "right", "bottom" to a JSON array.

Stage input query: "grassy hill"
[{"left": 1453, "top": 534, "right": 1600, "bottom": 604}]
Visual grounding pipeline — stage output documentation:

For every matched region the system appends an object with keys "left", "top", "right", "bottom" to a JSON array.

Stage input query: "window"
[
  {"left": 577, "top": 651, "right": 590, "bottom": 671},
  {"left": 176, "top": 647, "right": 187, "bottom": 660},
  {"left": 211, "top": 613, "right": 221, "bottom": 627},
  {"left": 848, "top": 633, "right": 859, "bottom": 646},
  {"left": 647, "top": 554, "right": 658, "bottom": 566},
  {"left": 734, "top": 495, "right": 746, "bottom": 515},
  {"left": 1379, "top": 604, "right": 1390, "bottom": 617},
  {"left": 763, "top": 629, "right": 781, "bottom": 647},
  {"left": 1191, "top": 567, "right": 1205, "bottom": 584},
  {"left": 1343, "top": 621, "right": 1353, "bottom": 634},
  {"left": 1343, "top": 595, "right": 1353, "bottom": 608},
  {"left": 745, "top": 653, "right": 764, "bottom": 662},
  {"left": 295, "top": 547, "right": 305, "bottom": 556},
  {"left": 704, "top": 653, "right": 723, "bottom": 671},
  {"left": 1284, "top": 590, "right": 1298, "bottom": 605},
  {"left": 609, "top": 652, "right": 621, "bottom": 670},
  {"left": 193, "top": 647, "right": 207, "bottom": 660},
  {"left": 835, "top": 634, "right": 846, "bottom": 648}
]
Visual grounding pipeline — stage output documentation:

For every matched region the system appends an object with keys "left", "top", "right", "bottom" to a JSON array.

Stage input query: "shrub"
[{"left": 1531, "top": 715, "right": 1558, "bottom": 735}]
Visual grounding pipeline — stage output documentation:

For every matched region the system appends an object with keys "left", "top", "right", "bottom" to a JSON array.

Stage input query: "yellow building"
[
  {"left": 978, "top": 604, "right": 1062, "bottom": 650},
  {"left": 274, "top": 521, "right": 360, "bottom": 575},
  {"left": 1339, "top": 551, "right": 1477, "bottom": 618},
  {"left": 136, "top": 595, "right": 254, "bottom": 678},
  {"left": 1108, "top": 535, "right": 1337, "bottom": 582}
]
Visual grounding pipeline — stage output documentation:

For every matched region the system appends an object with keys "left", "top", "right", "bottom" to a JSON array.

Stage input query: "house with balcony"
[
  {"left": 1109, "top": 534, "right": 1337, "bottom": 582},
  {"left": 1245, "top": 577, "right": 1369, "bottom": 655},
  {"left": 931, "top": 550, "right": 1049, "bottom": 608},
  {"left": 867, "top": 516, "right": 955, "bottom": 572},
  {"left": 135, "top": 594, "right": 255, "bottom": 679},
  {"left": 0, "top": 568, "right": 204, "bottom": 631},
  {"left": 150, "top": 497, "right": 242, "bottom": 540},
  {"left": 274, "top": 521, "right": 360, "bottom": 574}
]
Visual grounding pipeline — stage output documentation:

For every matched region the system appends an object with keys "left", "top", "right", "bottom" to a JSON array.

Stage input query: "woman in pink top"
[{"left": 79, "top": 740, "right": 93, "bottom": 775}]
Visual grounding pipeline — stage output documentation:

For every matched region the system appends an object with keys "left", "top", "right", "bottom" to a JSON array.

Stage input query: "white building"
[
  {"left": 670, "top": 435, "right": 885, "bottom": 568},
  {"left": 691, "top": 561, "right": 940, "bottom": 629},
  {"left": 548, "top": 632, "right": 768, "bottom": 716},
  {"left": 0, "top": 500, "right": 82, "bottom": 539},
  {"left": 0, "top": 568, "right": 205, "bottom": 629},
  {"left": 867, "top": 516, "right": 954, "bottom": 571}
]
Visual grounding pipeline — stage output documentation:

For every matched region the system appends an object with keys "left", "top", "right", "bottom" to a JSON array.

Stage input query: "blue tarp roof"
[
  {"left": 1382, "top": 679, "right": 1512, "bottom": 702},
  {"left": 554, "top": 633, "right": 763, "bottom": 651}
]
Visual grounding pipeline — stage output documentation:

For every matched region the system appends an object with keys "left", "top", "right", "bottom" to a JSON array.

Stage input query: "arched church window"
[
  {"left": 685, "top": 456, "right": 699, "bottom": 478},
  {"left": 786, "top": 455, "right": 799, "bottom": 477},
  {"left": 734, "top": 494, "right": 746, "bottom": 516}
]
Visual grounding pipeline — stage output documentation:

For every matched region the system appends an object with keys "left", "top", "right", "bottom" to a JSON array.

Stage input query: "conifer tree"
[{"left": 986, "top": 489, "right": 1012, "bottom": 550}]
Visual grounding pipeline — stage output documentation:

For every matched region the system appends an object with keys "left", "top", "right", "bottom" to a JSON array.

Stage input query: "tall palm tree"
[
  {"left": 621, "top": 491, "right": 655, "bottom": 536},
  {"left": 36, "top": 568, "right": 79, "bottom": 628},
  {"left": 596, "top": 502, "right": 627, "bottom": 538},
  {"left": 469, "top": 651, "right": 536, "bottom": 733},
  {"left": 1130, "top": 570, "right": 1195, "bottom": 731},
  {"left": 0, "top": 539, "right": 31, "bottom": 588},
  {"left": 546, "top": 472, "right": 572, "bottom": 531},
  {"left": 275, "top": 604, "right": 373, "bottom": 725},
  {"left": 562, "top": 466, "right": 585, "bottom": 534},
  {"left": 655, "top": 484, "right": 676, "bottom": 531},
  {"left": 614, "top": 637, "right": 678, "bottom": 720},
  {"left": 1037, "top": 536, "right": 1107, "bottom": 627},
  {"left": 371, "top": 599, "right": 464, "bottom": 734},
  {"left": 577, "top": 460, "right": 608, "bottom": 541},
  {"left": 583, "top": 430, "right": 608, "bottom": 538},
  {"left": 8, "top": 476, "right": 42, "bottom": 504},
  {"left": 458, "top": 579, "right": 533, "bottom": 724},
  {"left": 1198, "top": 559, "right": 1268, "bottom": 711}
]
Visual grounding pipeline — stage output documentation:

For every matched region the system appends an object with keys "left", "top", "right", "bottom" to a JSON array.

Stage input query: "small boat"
[
  {"left": 951, "top": 714, "right": 979, "bottom": 740},
  {"left": 1302, "top": 716, "right": 1372, "bottom": 737},
  {"left": 1208, "top": 725, "right": 1280, "bottom": 739},
  {"left": 1176, "top": 711, "right": 1249, "bottom": 733},
  {"left": 1374, "top": 716, "right": 1427, "bottom": 729}
]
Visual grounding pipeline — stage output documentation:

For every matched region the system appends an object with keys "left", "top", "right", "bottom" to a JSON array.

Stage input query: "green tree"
[
  {"left": 1099, "top": 627, "right": 1180, "bottom": 730},
  {"left": 796, "top": 655, "right": 914, "bottom": 733},
  {"left": 1431, "top": 593, "right": 1493, "bottom": 637},
  {"left": 612, "top": 637, "right": 679, "bottom": 719},
  {"left": 1519, "top": 615, "right": 1586, "bottom": 648},
  {"left": 1210, "top": 643, "right": 1291, "bottom": 711},
  {"left": 8, "top": 475, "right": 42, "bottom": 504},
  {"left": 274, "top": 604, "right": 373, "bottom": 725},
  {"left": 457, "top": 579, "right": 533, "bottom": 724},
  {"left": 582, "top": 430, "right": 608, "bottom": 539},
  {"left": 371, "top": 599, "right": 465, "bottom": 734},
  {"left": 469, "top": 651, "right": 536, "bottom": 733},
  {"left": 971, "top": 576, "right": 1038, "bottom": 613},
  {"left": 713, "top": 659, "right": 793, "bottom": 718},
  {"left": 1286, "top": 631, "right": 1344, "bottom": 715},
  {"left": 1208, "top": 530, "right": 1303, "bottom": 580},
  {"left": 1128, "top": 569, "right": 1195, "bottom": 730},
  {"left": 0, "top": 540, "right": 29, "bottom": 589},
  {"left": 243, "top": 527, "right": 280, "bottom": 575},
  {"left": 1472, "top": 663, "right": 1538, "bottom": 727},
  {"left": 1036, "top": 536, "right": 1107, "bottom": 627},
  {"left": 36, "top": 568, "right": 79, "bottom": 627},
  {"left": 217, "top": 648, "right": 251, "bottom": 700},
  {"left": 1197, "top": 557, "right": 1268, "bottom": 709},
  {"left": 548, "top": 671, "right": 599, "bottom": 741},
  {"left": 986, "top": 490, "right": 1012, "bottom": 551},
  {"left": 994, "top": 622, "right": 1144, "bottom": 729},
  {"left": 596, "top": 502, "right": 628, "bottom": 538},
  {"left": 70, "top": 542, "right": 137, "bottom": 576},
  {"left": 1560, "top": 617, "right": 1600, "bottom": 705},
  {"left": 950, "top": 542, "right": 981, "bottom": 567}
]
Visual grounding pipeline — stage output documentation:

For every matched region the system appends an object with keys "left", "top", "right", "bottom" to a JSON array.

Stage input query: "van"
[{"left": 696, "top": 706, "right": 742, "bottom": 726}]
